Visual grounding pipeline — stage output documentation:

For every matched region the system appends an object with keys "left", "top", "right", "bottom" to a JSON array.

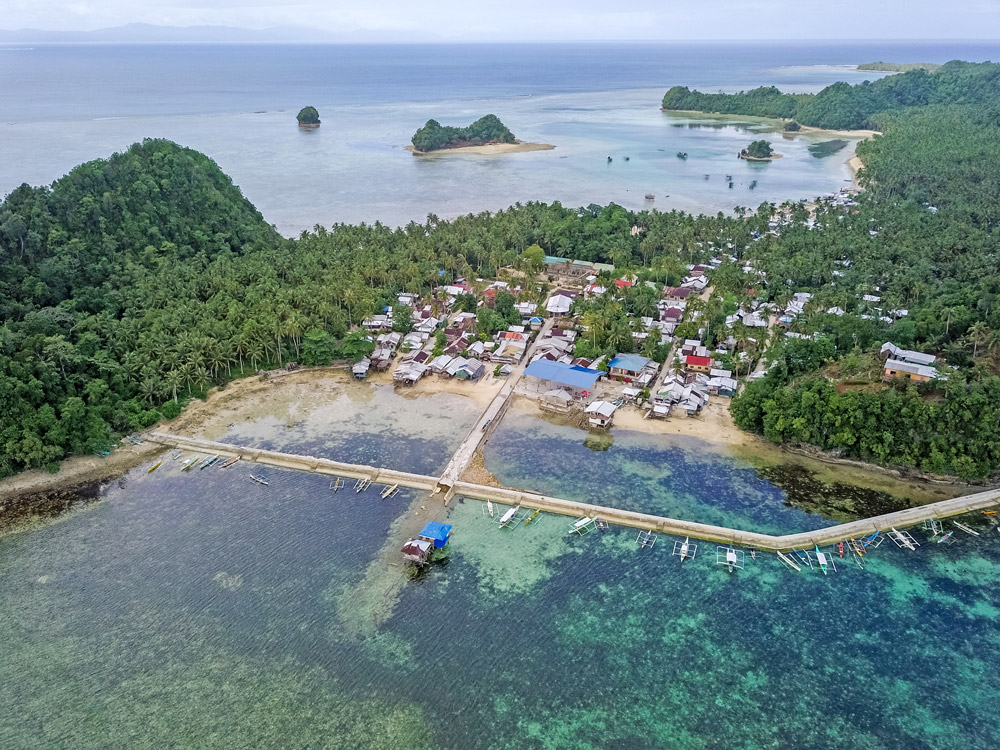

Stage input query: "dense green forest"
[
  {"left": 720, "top": 97, "right": 1000, "bottom": 479},
  {"left": 410, "top": 114, "right": 515, "bottom": 152},
  {"left": 662, "top": 60, "right": 1000, "bottom": 130}
]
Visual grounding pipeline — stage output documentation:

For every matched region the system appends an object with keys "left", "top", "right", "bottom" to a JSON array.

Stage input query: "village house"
[
  {"left": 585, "top": 400, "right": 618, "bottom": 428},
  {"left": 607, "top": 353, "right": 655, "bottom": 384},
  {"left": 881, "top": 342, "right": 941, "bottom": 382},
  {"left": 663, "top": 286, "right": 693, "bottom": 302}
]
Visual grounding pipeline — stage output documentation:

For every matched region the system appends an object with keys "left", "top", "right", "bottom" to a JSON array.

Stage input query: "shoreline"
[
  {"left": 405, "top": 141, "right": 555, "bottom": 156},
  {"left": 1, "top": 363, "right": 979, "bottom": 522}
]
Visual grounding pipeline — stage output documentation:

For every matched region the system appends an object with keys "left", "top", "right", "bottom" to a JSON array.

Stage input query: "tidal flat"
[{"left": 2, "top": 381, "right": 999, "bottom": 749}]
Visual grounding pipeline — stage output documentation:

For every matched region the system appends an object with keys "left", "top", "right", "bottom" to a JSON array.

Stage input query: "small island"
[
  {"left": 296, "top": 106, "right": 321, "bottom": 129},
  {"left": 406, "top": 114, "right": 554, "bottom": 155},
  {"left": 739, "top": 139, "right": 781, "bottom": 161}
]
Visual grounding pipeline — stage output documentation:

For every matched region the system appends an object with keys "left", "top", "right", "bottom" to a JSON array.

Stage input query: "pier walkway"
[{"left": 147, "top": 432, "right": 1000, "bottom": 550}]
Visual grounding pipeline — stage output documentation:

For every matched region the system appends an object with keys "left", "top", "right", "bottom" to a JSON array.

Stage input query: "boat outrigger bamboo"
[
  {"left": 249, "top": 474, "right": 269, "bottom": 486},
  {"left": 218, "top": 456, "right": 240, "bottom": 469},
  {"left": 381, "top": 483, "right": 399, "bottom": 499}
]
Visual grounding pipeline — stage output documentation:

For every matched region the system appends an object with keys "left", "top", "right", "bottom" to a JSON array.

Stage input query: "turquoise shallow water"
[{"left": 2, "top": 394, "right": 1000, "bottom": 748}]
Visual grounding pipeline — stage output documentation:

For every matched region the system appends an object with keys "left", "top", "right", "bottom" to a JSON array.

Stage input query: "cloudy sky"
[{"left": 3, "top": 0, "right": 999, "bottom": 40}]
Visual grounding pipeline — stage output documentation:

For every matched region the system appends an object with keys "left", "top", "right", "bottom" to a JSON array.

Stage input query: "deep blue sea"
[{"left": 2, "top": 41, "right": 998, "bottom": 231}]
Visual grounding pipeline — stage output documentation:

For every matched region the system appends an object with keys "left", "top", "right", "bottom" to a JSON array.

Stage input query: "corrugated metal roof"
[{"left": 524, "top": 360, "right": 602, "bottom": 389}]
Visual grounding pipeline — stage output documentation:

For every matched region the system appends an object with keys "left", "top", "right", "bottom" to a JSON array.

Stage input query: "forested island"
[
  {"left": 739, "top": 140, "right": 777, "bottom": 160},
  {"left": 661, "top": 60, "right": 996, "bottom": 129},
  {"left": 296, "top": 106, "right": 321, "bottom": 128},
  {"left": 858, "top": 62, "right": 942, "bottom": 73},
  {"left": 2, "top": 61, "right": 1000, "bottom": 480},
  {"left": 410, "top": 114, "right": 515, "bottom": 152}
]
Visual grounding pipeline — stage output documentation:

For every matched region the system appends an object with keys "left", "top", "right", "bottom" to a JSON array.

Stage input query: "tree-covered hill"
[{"left": 662, "top": 60, "right": 1000, "bottom": 130}]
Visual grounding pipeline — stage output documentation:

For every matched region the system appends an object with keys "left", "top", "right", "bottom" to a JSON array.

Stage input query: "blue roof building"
[
  {"left": 418, "top": 521, "right": 453, "bottom": 548},
  {"left": 524, "top": 360, "right": 603, "bottom": 391},
  {"left": 608, "top": 353, "right": 652, "bottom": 375}
]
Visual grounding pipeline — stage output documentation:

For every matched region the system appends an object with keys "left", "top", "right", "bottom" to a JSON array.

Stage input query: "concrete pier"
[{"left": 147, "top": 432, "right": 1000, "bottom": 550}]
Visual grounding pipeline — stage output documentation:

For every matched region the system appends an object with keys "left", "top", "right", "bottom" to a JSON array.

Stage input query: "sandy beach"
[{"left": 405, "top": 141, "right": 555, "bottom": 156}]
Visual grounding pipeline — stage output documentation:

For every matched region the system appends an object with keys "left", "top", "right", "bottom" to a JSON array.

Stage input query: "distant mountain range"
[{"left": 0, "top": 23, "right": 440, "bottom": 44}]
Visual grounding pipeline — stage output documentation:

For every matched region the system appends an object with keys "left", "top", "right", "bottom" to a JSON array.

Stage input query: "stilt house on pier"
[{"left": 401, "top": 522, "right": 453, "bottom": 565}]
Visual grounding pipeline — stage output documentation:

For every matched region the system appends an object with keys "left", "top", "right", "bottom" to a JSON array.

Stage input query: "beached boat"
[
  {"left": 181, "top": 458, "right": 197, "bottom": 472},
  {"left": 249, "top": 474, "right": 269, "bottom": 486},
  {"left": 147, "top": 460, "right": 162, "bottom": 473}
]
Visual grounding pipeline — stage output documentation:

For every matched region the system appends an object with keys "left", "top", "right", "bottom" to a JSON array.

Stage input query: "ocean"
[{"left": 2, "top": 41, "right": 999, "bottom": 232}]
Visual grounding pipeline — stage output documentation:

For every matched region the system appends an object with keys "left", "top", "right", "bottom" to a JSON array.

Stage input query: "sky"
[{"left": 2, "top": 0, "right": 999, "bottom": 41}]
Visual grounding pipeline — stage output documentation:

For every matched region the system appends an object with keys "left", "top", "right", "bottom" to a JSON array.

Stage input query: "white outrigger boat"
[
  {"left": 716, "top": 546, "right": 745, "bottom": 573},
  {"left": 498, "top": 505, "right": 520, "bottom": 529},
  {"left": 487, "top": 500, "right": 495, "bottom": 518},
  {"left": 568, "top": 516, "right": 596, "bottom": 535},
  {"left": 814, "top": 544, "right": 836, "bottom": 575},
  {"left": 889, "top": 527, "right": 919, "bottom": 550},
  {"left": 672, "top": 537, "right": 697, "bottom": 562},
  {"left": 953, "top": 521, "right": 980, "bottom": 537},
  {"left": 776, "top": 551, "right": 801, "bottom": 571}
]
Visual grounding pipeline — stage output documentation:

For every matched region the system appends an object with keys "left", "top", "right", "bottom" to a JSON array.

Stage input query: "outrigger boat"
[
  {"left": 499, "top": 505, "right": 520, "bottom": 529},
  {"left": 218, "top": 456, "right": 240, "bottom": 469},
  {"left": 953, "top": 521, "right": 980, "bottom": 537},
  {"left": 814, "top": 544, "right": 831, "bottom": 576},
  {"left": 487, "top": 500, "right": 495, "bottom": 518},
  {"left": 792, "top": 548, "right": 813, "bottom": 569},
  {"left": 672, "top": 537, "right": 697, "bottom": 562},
  {"left": 837, "top": 541, "right": 844, "bottom": 558},
  {"left": 524, "top": 508, "right": 541, "bottom": 526},
  {"left": 147, "top": 460, "right": 162, "bottom": 473},
  {"left": 181, "top": 457, "right": 198, "bottom": 472},
  {"left": 199, "top": 455, "right": 220, "bottom": 470},
  {"left": 380, "top": 483, "right": 399, "bottom": 499},
  {"left": 889, "top": 527, "right": 919, "bottom": 550},
  {"left": 935, "top": 530, "right": 956, "bottom": 545},
  {"left": 636, "top": 529, "right": 656, "bottom": 549},
  {"left": 249, "top": 474, "right": 269, "bottom": 486},
  {"left": 716, "top": 546, "right": 745, "bottom": 573},
  {"left": 595, "top": 518, "right": 609, "bottom": 531},
  {"left": 777, "top": 551, "right": 801, "bottom": 571},
  {"left": 568, "top": 516, "right": 595, "bottom": 535}
]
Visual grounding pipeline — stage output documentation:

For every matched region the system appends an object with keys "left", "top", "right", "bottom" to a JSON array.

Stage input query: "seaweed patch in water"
[
  {"left": 809, "top": 139, "right": 849, "bottom": 158},
  {"left": 757, "top": 463, "right": 912, "bottom": 521}
]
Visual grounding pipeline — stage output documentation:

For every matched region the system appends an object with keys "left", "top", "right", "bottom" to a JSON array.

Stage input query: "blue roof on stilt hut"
[{"left": 418, "top": 522, "right": 453, "bottom": 548}]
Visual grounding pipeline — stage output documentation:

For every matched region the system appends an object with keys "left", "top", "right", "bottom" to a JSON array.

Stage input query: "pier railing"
[{"left": 147, "top": 432, "right": 1000, "bottom": 550}]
